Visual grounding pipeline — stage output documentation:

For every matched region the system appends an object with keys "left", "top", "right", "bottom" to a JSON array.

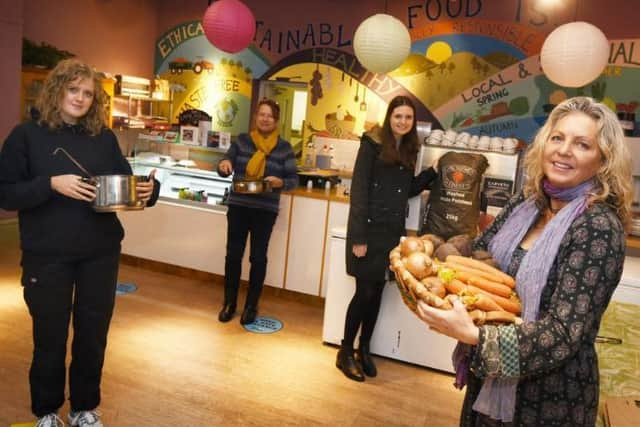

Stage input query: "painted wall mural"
[
  {"left": 153, "top": 3, "right": 640, "bottom": 154},
  {"left": 154, "top": 21, "right": 270, "bottom": 135}
]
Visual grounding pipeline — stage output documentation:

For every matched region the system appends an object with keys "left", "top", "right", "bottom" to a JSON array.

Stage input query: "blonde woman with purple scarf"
[{"left": 417, "top": 97, "right": 632, "bottom": 426}]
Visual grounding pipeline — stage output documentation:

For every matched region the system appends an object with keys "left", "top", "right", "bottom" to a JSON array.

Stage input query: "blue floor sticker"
[
  {"left": 116, "top": 282, "right": 137, "bottom": 295},
  {"left": 243, "top": 317, "right": 283, "bottom": 334}
]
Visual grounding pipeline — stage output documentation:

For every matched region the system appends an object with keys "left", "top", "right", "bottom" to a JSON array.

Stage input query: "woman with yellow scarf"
[{"left": 217, "top": 99, "right": 298, "bottom": 325}]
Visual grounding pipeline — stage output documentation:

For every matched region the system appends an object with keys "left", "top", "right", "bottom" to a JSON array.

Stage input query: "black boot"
[
  {"left": 218, "top": 303, "right": 236, "bottom": 322},
  {"left": 336, "top": 341, "right": 365, "bottom": 382},
  {"left": 240, "top": 306, "right": 258, "bottom": 325},
  {"left": 356, "top": 342, "right": 377, "bottom": 377}
]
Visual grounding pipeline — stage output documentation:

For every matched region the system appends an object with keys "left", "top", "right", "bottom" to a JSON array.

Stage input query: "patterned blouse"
[{"left": 460, "top": 192, "right": 626, "bottom": 427}]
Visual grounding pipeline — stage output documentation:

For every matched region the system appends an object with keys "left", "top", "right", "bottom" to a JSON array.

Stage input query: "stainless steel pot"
[
  {"left": 232, "top": 179, "right": 272, "bottom": 194},
  {"left": 91, "top": 175, "right": 147, "bottom": 212}
]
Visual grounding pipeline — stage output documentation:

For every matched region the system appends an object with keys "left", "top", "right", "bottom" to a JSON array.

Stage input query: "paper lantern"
[
  {"left": 540, "top": 21, "right": 609, "bottom": 88},
  {"left": 353, "top": 14, "right": 411, "bottom": 74},
  {"left": 202, "top": 0, "right": 255, "bottom": 54}
]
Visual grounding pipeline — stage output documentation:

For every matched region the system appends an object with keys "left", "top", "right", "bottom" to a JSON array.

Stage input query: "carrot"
[
  {"left": 468, "top": 310, "right": 487, "bottom": 325},
  {"left": 469, "top": 293, "right": 505, "bottom": 312},
  {"left": 444, "top": 261, "right": 511, "bottom": 287},
  {"left": 443, "top": 278, "right": 467, "bottom": 295},
  {"left": 446, "top": 255, "right": 516, "bottom": 288},
  {"left": 465, "top": 276, "right": 513, "bottom": 299},
  {"left": 485, "top": 311, "right": 522, "bottom": 325},
  {"left": 466, "top": 284, "right": 521, "bottom": 314}
]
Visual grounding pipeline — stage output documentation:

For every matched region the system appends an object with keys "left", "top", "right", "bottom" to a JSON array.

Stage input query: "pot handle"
[{"left": 52, "top": 147, "right": 94, "bottom": 178}]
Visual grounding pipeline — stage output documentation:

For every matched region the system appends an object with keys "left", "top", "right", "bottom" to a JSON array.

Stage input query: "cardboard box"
[{"left": 605, "top": 397, "right": 640, "bottom": 427}]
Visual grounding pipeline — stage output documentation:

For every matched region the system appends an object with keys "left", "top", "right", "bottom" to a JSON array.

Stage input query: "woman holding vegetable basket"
[{"left": 417, "top": 97, "right": 633, "bottom": 426}]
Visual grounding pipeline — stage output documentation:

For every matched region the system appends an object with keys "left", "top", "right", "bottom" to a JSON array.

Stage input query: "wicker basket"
[
  {"left": 389, "top": 242, "right": 521, "bottom": 326},
  {"left": 394, "top": 269, "right": 419, "bottom": 314},
  {"left": 390, "top": 243, "right": 422, "bottom": 316}
]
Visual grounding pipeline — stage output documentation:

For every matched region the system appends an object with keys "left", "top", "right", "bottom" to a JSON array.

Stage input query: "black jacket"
[
  {"left": 0, "top": 121, "right": 160, "bottom": 260},
  {"left": 346, "top": 131, "right": 436, "bottom": 280}
]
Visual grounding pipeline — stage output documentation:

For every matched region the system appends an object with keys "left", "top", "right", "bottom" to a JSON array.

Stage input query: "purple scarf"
[{"left": 459, "top": 179, "right": 593, "bottom": 422}]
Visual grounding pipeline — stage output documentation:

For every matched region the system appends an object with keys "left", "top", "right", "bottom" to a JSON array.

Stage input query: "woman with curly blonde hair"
[
  {"left": 417, "top": 96, "right": 632, "bottom": 426},
  {"left": 522, "top": 96, "right": 633, "bottom": 228},
  {"left": 36, "top": 58, "right": 108, "bottom": 136},
  {"left": 0, "top": 58, "right": 160, "bottom": 427}
]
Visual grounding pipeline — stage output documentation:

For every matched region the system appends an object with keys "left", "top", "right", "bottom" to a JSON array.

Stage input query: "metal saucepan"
[
  {"left": 53, "top": 147, "right": 147, "bottom": 212},
  {"left": 89, "top": 175, "right": 148, "bottom": 212},
  {"left": 232, "top": 179, "right": 272, "bottom": 194}
]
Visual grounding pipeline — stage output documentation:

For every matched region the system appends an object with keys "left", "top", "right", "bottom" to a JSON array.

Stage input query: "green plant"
[{"left": 22, "top": 38, "right": 75, "bottom": 68}]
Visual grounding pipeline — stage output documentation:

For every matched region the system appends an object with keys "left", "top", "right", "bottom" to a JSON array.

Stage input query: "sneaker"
[
  {"left": 68, "top": 410, "right": 103, "bottom": 427},
  {"left": 36, "top": 413, "right": 65, "bottom": 427}
]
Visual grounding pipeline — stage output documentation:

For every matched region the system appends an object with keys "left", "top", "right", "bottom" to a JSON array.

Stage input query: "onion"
[
  {"left": 403, "top": 251, "right": 433, "bottom": 280},
  {"left": 421, "top": 276, "right": 445, "bottom": 298},
  {"left": 422, "top": 239, "right": 435, "bottom": 257},
  {"left": 400, "top": 236, "right": 425, "bottom": 257}
]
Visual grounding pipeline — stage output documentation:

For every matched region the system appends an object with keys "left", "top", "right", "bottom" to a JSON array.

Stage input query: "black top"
[
  {"left": 0, "top": 121, "right": 159, "bottom": 260},
  {"left": 345, "top": 132, "right": 436, "bottom": 280}
]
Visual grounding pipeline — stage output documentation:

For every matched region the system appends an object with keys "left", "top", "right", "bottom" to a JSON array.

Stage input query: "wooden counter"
[
  {"left": 626, "top": 235, "right": 640, "bottom": 249},
  {"left": 284, "top": 186, "right": 349, "bottom": 203}
]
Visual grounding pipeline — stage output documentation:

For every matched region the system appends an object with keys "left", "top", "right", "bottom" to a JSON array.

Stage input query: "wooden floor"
[{"left": 0, "top": 221, "right": 463, "bottom": 426}]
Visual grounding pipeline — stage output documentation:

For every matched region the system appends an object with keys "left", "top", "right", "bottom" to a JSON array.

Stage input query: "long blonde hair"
[
  {"left": 523, "top": 96, "right": 633, "bottom": 228},
  {"left": 36, "top": 58, "right": 107, "bottom": 135}
]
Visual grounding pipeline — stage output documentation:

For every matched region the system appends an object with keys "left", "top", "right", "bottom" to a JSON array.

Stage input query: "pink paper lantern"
[{"left": 202, "top": 0, "right": 256, "bottom": 54}]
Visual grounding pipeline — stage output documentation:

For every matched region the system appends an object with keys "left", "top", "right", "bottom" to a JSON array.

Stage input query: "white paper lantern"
[
  {"left": 353, "top": 14, "right": 411, "bottom": 74},
  {"left": 540, "top": 21, "right": 609, "bottom": 88}
]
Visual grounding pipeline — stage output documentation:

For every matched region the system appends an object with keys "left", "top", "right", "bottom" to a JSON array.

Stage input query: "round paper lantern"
[
  {"left": 202, "top": 0, "right": 255, "bottom": 54},
  {"left": 353, "top": 14, "right": 411, "bottom": 74},
  {"left": 540, "top": 21, "right": 609, "bottom": 88}
]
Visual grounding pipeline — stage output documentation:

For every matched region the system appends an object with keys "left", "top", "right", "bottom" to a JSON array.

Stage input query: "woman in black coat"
[{"left": 336, "top": 96, "right": 436, "bottom": 382}]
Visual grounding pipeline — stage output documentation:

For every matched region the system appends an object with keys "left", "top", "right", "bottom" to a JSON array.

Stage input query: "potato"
[
  {"left": 433, "top": 242, "right": 461, "bottom": 261},
  {"left": 447, "top": 234, "right": 472, "bottom": 257}
]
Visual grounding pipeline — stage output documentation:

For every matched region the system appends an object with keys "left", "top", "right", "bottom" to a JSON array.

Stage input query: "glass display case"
[{"left": 128, "top": 137, "right": 232, "bottom": 210}]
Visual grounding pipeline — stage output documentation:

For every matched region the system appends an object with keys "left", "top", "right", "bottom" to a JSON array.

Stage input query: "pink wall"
[
  {"left": 23, "top": 0, "right": 158, "bottom": 77},
  {"left": 0, "top": 0, "right": 23, "bottom": 219},
  {"left": 0, "top": 0, "right": 23, "bottom": 142}
]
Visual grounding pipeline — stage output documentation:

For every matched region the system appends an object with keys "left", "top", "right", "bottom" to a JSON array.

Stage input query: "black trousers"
[
  {"left": 21, "top": 251, "right": 119, "bottom": 417},
  {"left": 224, "top": 205, "right": 278, "bottom": 309},
  {"left": 342, "top": 277, "right": 386, "bottom": 349}
]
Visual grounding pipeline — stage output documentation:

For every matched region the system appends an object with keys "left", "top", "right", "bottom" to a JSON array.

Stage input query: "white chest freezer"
[{"left": 322, "top": 227, "right": 456, "bottom": 373}]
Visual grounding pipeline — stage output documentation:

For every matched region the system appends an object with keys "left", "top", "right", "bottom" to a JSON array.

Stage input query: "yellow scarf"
[{"left": 246, "top": 130, "right": 279, "bottom": 179}]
